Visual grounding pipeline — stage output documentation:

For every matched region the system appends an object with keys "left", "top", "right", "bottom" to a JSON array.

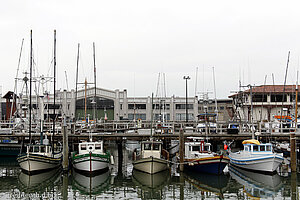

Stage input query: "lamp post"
[{"left": 183, "top": 76, "right": 190, "bottom": 123}]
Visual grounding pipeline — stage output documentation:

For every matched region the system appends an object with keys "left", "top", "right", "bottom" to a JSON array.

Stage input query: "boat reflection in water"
[
  {"left": 229, "top": 165, "right": 283, "bottom": 199},
  {"left": 72, "top": 169, "right": 111, "bottom": 196},
  {"left": 132, "top": 169, "right": 170, "bottom": 199},
  {"left": 18, "top": 168, "right": 61, "bottom": 193},
  {"left": 184, "top": 171, "right": 229, "bottom": 199}
]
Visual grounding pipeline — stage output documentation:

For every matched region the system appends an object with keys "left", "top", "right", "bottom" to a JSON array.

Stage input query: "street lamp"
[{"left": 183, "top": 76, "right": 191, "bottom": 122}]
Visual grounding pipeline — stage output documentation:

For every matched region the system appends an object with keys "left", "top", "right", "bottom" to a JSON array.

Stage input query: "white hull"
[
  {"left": 17, "top": 154, "right": 62, "bottom": 173},
  {"left": 133, "top": 157, "right": 168, "bottom": 174},
  {"left": 73, "top": 154, "right": 109, "bottom": 173},
  {"left": 229, "top": 153, "right": 283, "bottom": 173}
]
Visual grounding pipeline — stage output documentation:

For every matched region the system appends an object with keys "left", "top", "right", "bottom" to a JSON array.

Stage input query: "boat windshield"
[
  {"left": 143, "top": 142, "right": 161, "bottom": 151},
  {"left": 95, "top": 143, "right": 101, "bottom": 150}
]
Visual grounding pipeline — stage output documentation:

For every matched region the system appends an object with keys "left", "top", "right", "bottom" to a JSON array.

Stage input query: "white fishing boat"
[
  {"left": 228, "top": 139, "right": 284, "bottom": 174},
  {"left": 17, "top": 138, "right": 62, "bottom": 174},
  {"left": 132, "top": 140, "right": 169, "bottom": 174},
  {"left": 72, "top": 140, "right": 113, "bottom": 174},
  {"left": 184, "top": 138, "right": 229, "bottom": 175}
]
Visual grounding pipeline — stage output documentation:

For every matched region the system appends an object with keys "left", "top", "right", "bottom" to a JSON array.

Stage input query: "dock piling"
[
  {"left": 179, "top": 128, "right": 184, "bottom": 172},
  {"left": 62, "top": 117, "right": 69, "bottom": 172}
]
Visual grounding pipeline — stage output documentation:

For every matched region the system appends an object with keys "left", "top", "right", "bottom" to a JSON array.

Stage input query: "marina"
[{"left": 2, "top": 1, "right": 300, "bottom": 199}]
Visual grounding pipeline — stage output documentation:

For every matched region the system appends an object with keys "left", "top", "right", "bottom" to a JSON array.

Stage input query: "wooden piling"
[
  {"left": 290, "top": 132, "right": 297, "bottom": 172},
  {"left": 62, "top": 119, "right": 69, "bottom": 171},
  {"left": 179, "top": 128, "right": 184, "bottom": 172}
]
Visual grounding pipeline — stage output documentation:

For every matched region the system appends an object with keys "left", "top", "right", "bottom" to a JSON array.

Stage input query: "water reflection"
[
  {"left": 132, "top": 169, "right": 170, "bottom": 199},
  {"left": 71, "top": 169, "right": 111, "bottom": 196},
  {"left": 229, "top": 165, "right": 283, "bottom": 199},
  {"left": 184, "top": 171, "right": 229, "bottom": 199},
  {"left": 18, "top": 168, "right": 61, "bottom": 192}
]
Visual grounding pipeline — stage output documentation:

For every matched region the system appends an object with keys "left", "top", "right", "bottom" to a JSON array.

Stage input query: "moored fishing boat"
[
  {"left": 17, "top": 140, "right": 62, "bottom": 174},
  {"left": 228, "top": 139, "right": 284, "bottom": 174},
  {"left": 72, "top": 140, "right": 112, "bottom": 174},
  {"left": 132, "top": 140, "right": 169, "bottom": 174},
  {"left": 184, "top": 138, "right": 229, "bottom": 175}
]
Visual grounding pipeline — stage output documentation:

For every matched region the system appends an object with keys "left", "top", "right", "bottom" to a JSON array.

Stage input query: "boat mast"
[
  {"left": 85, "top": 78, "right": 87, "bottom": 124},
  {"left": 212, "top": 67, "right": 218, "bottom": 122},
  {"left": 75, "top": 43, "right": 80, "bottom": 121},
  {"left": 11, "top": 39, "right": 24, "bottom": 122},
  {"left": 280, "top": 51, "right": 290, "bottom": 133},
  {"left": 29, "top": 30, "right": 33, "bottom": 144},
  {"left": 53, "top": 30, "right": 56, "bottom": 137},
  {"left": 93, "top": 42, "right": 96, "bottom": 122}
]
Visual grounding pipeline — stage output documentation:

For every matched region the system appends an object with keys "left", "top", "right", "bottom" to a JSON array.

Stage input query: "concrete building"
[
  {"left": 229, "top": 85, "right": 298, "bottom": 122},
  {"left": 4, "top": 86, "right": 233, "bottom": 123}
]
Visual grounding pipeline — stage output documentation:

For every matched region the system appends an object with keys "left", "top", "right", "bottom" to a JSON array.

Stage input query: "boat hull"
[
  {"left": 17, "top": 153, "right": 62, "bottom": 174},
  {"left": 72, "top": 153, "right": 109, "bottom": 174},
  {"left": 229, "top": 153, "right": 283, "bottom": 174},
  {"left": 133, "top": 157, "right": 169, "bottom": 174},
  {"left": 184, "top": 155, "right": 230, "bottom": 175}
]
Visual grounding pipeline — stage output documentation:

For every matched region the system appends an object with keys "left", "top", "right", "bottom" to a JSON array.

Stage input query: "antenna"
[
  {"left": 195, "top": 67, "right": 198, "bottom": 97},
  {"left": 64, "top": 71, "right": 69, "bottom": 91}
]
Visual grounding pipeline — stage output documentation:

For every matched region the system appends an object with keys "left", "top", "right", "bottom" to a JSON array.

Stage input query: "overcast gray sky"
[{"left": 1, "top": 0, "right": 300, "bottom": 99}]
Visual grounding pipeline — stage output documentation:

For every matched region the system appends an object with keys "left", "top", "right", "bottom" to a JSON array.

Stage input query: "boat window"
[
  {"left": 244, "top": 146, "right": 250, "bottom": 151},
  {"left": 144, "top": 143, "right": 151, "bottom": 150},
  {"left": 253, "top": 145, "right": 259, "bottom": 151},
  {"left": 88, "top": 145, "right": 93, "bottom": 150},
  {"left": 204, "top": 146, "right": 210, "bottom": 151},
  {"left": 40, "top": 146, "right": 45, "bottom": 153},
  {"left": 153, "top": 143, "right": 160, "bottom": 150},
  {"left": 95, "top": 144, "right": 101, "bottom": 150},
  {"left": 259, "top": 146, "right": 265, "bottom": 151},
  {"left": 192, "top": 146, "right": 200, "bottom": 151},
  {"left": 81, "top": 144, "right": 87, "bottom": 150},
  {"left": 266, "top": 145, "right": 271, "bottom": 151},
  {"left": 28, "top": 146, "right": 33, "bottom": 153},
  {"left": 34, "top": 146, "right": 39, "bottom": 152},
  {"left": 49, "top": 146, "right": 52, "bottom": 153}
]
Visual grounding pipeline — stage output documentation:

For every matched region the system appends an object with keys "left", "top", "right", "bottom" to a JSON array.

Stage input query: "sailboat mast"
[
  {"left": 53, "top": 30, "right": 56, "bottom": 136},
  {"left": 75, "top": 43, "right": 80, "bottom": 120},
  {"left": 29, "top": 30, "right": 33, "bottom": 143},
  {"left": 93, "top": 42, "right": 96, "bottom": 121},
  {"left": 85, "top": 78, "right": 87, "bottom": 123}
]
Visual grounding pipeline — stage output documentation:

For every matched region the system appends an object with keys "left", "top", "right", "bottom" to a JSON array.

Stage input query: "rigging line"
[
  {"left": 260, "top": 75, "right": 267, "bottom": 122},
  {"left": 280, "top": 51, "right": 290, "bottom": 131},
  {"left": 11, "top": 38, "right": 24, "bottom": 121},
  {"left": 155, "top": 72, "right": 160, "bottom": 98}
]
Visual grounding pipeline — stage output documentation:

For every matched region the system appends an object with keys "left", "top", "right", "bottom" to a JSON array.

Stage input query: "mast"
[
  {"left": 11, "top": 39, "right": 24, "bottom": 121},
  {"left": 280, "top": 51, "right": 290, "bottom": 133},
  {"left": 75, "top": 43, "right": 80, "bottom": 120},
  {"left": 93, "top": 42, "right": 96, "bottom": 121},
  {"left": 29, "top": 30, "right": 33, "bottom": 144},
  {"left": 53, "top": 30, "right": 56, "bottom": 137},
  {"left": 85, "top": 78, "right": 87, "bottom": 123},
  {"left": 212, "top": 67, "right": 218, "bottom": 122}
]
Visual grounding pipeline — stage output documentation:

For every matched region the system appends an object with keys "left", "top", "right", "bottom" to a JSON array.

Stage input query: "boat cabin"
[
  {"left": 141, "top": 140, "right": 162, "bottom": 159},
  {"left": 78, "top": 141, "right": 103, "bottom": 154},
  {"left": 185, "top": 141, "right": 212, "bottom": 158},
  {"left": 27, "top": 144, "right": 53, "bottom": 155},
  {"left": 242, "top": 139, "right": 273, "bottom": 153},
  {"left": 243, "top": 143, "right": 273, "bottom": 153}
]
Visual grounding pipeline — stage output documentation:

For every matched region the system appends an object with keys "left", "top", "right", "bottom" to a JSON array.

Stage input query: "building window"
[
  {"left": 219, "top": 106, "right": 224, "bottom": 110},
  {"left": 128, "top": 114, "right": 146, "bottom": 120},
  {"left": 152, "top": 104, "right": 170, "bottom": 110},
  {"left": 175, "top": 104, "right": 193, "bottom": 110},
  {"left": 154, "top": 114, "right": 170, "bottom": 121},
  {"left": 120, "top": 104, "right": 123, "bottom": 110},
  {"left": 252, "top": 95, "right": 267, "bottom": 102},
  {"left": 271, "top": 94, "right": 287, "bottom": 102},
  {"left": 175, "top": 113, "right": 194, "bottom": 121},
  {"left": 128, "top": 104, "right": 146, "bottom": 110}
]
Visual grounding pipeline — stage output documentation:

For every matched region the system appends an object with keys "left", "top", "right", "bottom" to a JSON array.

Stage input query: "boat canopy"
[{"left": 242, "top": 139, "right": 260, "bottom": 145}]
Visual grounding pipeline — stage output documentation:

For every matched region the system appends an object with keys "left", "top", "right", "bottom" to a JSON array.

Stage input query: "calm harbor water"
[{"left": 0, "top": 144, "right": 299, "bottom": 200}]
